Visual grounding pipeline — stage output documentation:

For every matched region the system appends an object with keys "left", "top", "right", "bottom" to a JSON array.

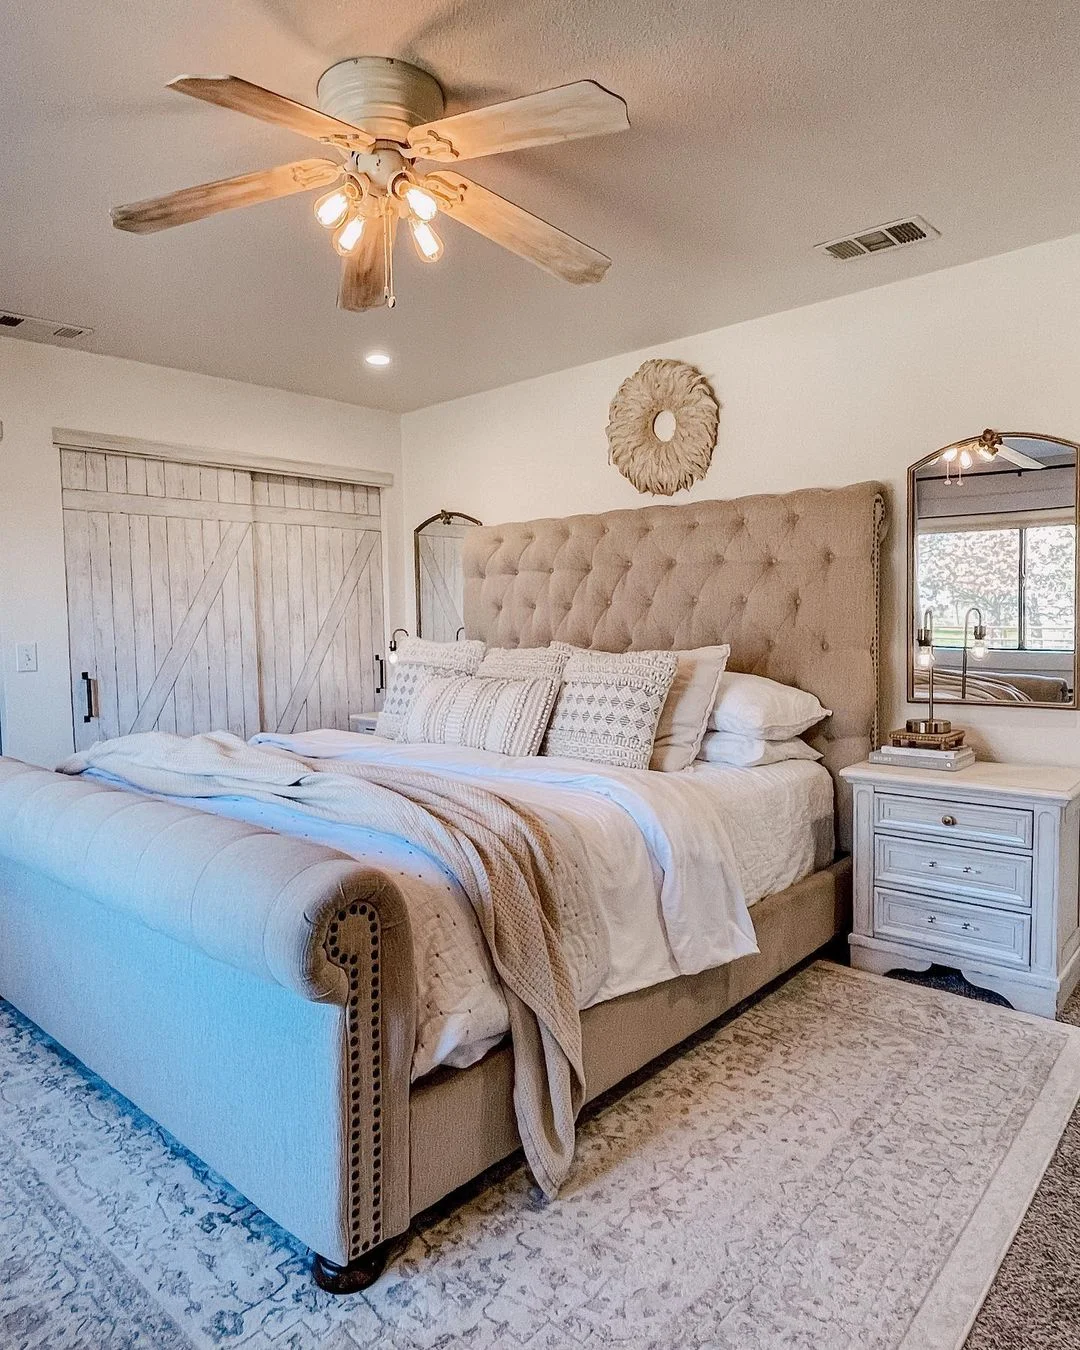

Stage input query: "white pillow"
[
  {"left": 552, "top": 643, "right": 730, "bottom": 772},
  {"left": 375, "top": 637, "right": 485, "bottom": 740},
  {"left": 696, "top": 730, "right": 824, "bottom": 767},
  {"left": 401, "top": 673, "right": 559, "bottom": 757},
  {"left": 542, "top": 649, "right": 678, "bottom": 770},
  {"left": 708, "top": 672, "right": 830, "bottom": 741}
]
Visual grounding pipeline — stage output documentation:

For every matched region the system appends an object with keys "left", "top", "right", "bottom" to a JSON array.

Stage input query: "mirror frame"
[
  {"left": 413, "top": 509, "right": 483, "bottom": 639},
  {"left": 907, "top": 430, "right": 1080, "bottom": 709}
]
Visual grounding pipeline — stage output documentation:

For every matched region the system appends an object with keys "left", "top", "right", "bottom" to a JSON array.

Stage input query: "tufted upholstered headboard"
[{"left": 463, "top": 481, "right": 888, "bottom": 851}]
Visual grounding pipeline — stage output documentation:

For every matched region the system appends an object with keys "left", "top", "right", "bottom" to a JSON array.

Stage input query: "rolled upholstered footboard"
[{"left": 0, "top": 758, "right": 415, "bottom": 1269}]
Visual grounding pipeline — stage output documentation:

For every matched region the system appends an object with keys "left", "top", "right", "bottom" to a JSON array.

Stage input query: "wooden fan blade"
[
  {"left": 338, "top": 212, "right": 395, "bottom": 311},
  {"left": 168, "top": 75, "right": 375, "bottom": 150},
  {"left": 997, "top": 444, "right": 1046, "bottom": 471},
  {"left": 429, "top": 172, "right": 610, "bottom": 284},
  {"left": 111, "top": 159, "right": 342, "bottom": 234},
  {"left": 407, "top": 80, "right": 628, "bottom": 162}
]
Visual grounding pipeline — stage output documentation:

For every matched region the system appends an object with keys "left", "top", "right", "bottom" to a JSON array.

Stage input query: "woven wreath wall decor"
[{"left": 606, "top": 358, "right": 720, "bottom": 496}]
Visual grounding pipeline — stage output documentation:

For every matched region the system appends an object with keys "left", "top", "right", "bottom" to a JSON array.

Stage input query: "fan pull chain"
[{"left": 383, "top": 208, "right": 396, "bottom": 309}]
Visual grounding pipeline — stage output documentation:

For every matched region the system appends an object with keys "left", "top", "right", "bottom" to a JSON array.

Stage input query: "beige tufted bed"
[{"left": 0, "top": 479, "right": 885, "bottom": 1292}]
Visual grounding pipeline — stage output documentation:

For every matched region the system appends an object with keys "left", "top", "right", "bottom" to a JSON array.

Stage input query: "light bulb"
[
  {"left": 959, "top": 448, "right": 973, "bottom": 470},
  {"left": 314, "top": 186, "right": 351, "bottom": 229},
  {"left": 976, "top": 446, "right": 995, "bottom": 461},
  {"left": 942, "top": 448, "right": 958, "bottom": 462},
  {"left": 410, "top": 218, "right": 443, "bottom": 263},
  {"left": 388, "top": 649, "right": 398, "bottom": 664},
  {"left": 916, "top": 645, "right": 934, "bottom": 669},
  {"left": 971, "top": 638, "right": 987, "bottom": 659},
  {"left": 404, "top": 185, "right": 438, "bottom": 222},
  {"left": 333, "top": 214, "right": 366, "bottom": 257}
]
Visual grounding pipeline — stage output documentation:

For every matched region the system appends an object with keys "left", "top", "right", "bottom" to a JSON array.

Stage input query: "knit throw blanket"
[{"left": 60, "top": 731, "right": 598, "bottom": 1197}]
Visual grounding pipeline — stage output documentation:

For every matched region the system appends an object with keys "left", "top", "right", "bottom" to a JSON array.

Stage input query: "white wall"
[
  {"left": 0, "top": 340, "right": 400, "bottom": 767},
  {"left": 401, "top": 232, "right": 1080, "bottom": 768}
]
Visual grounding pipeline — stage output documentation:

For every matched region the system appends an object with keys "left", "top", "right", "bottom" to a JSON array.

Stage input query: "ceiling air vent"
[
  {"left": 0, "top": 309, "right": 94, "bottom": 344},
  {"left": 815, "top": 215, "right": 939, "bottom": 261}
]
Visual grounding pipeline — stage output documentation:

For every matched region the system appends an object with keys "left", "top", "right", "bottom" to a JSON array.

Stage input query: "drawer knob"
[
  {"left": 941, "top": 814, "right": 957, "bottom": 827},
  {"left": 927, "top": 860, "right": 937, "bottom": 868},
  {"left": 927, "top": 914, "right": 937, "bottom": 924},
  {"left": 962, "top": 921, "right": 974, "bottom": 931}
]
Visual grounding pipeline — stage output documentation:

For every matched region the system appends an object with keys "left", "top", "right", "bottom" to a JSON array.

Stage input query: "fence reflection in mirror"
[
  {"left": 414, "top": 510, "right": 482, "bottom": 640},
  {"left": 908, "top": 430, "right": 1079, "bottom": 708}
]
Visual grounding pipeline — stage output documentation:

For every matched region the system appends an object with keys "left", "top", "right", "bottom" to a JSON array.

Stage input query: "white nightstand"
[
  {"left": 348, "top": 712, "right": 379, "bottom": 735},
  {"left": 841, "top": 760, "right": 1080, "bottom": 1017}
]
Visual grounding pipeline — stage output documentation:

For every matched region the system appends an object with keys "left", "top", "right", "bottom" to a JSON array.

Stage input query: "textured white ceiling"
[{"left": 3, "top": 0, "right": 1079, "bottom": 412}]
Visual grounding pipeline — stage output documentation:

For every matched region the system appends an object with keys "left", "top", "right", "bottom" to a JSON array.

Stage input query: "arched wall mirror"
[
  {"left": 414, "top": 510, "right": 483, "bottom": 640},
  {"left": 908, "top": 430, "right": 1079, "bottom": 708}
]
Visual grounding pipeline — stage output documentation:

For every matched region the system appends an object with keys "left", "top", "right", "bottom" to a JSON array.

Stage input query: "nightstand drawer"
[
  {"left": 874, "top": 888, "right": 1031, "bottom": 968},
  {"left": 874, "top": 792, "right": 1033, "bottom": 849},
  {"left": 874, "top": 834, "right": 1032, "bottom": 908}
]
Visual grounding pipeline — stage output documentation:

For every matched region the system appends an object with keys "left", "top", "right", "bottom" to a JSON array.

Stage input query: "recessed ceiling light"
[{"left": 364, "top": 351, "right": 391, "bottom": 368}]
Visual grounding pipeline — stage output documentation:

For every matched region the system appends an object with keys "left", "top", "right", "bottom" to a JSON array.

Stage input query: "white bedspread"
[
  {"left": 116, "top": 730, "right": 828, "bottom": 1077},
  {"left": 229, "top": 732, "right": 830, "bottom": 1074}
]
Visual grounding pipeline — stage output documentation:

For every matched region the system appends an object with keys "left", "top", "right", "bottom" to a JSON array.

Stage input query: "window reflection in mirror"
[{"left": 910, "top": 434, "right": 1078, "bottom": 706}]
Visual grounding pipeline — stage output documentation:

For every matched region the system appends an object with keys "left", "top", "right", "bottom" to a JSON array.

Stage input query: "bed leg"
[{"left": 311, "top": 1237, "right": 401, "bottom": 1294}]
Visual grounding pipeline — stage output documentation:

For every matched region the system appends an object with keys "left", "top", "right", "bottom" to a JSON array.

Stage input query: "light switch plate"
[{"left": 15, "top": 642, "right": 37, "bottom": 673}]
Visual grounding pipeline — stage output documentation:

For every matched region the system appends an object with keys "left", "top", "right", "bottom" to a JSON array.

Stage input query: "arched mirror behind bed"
[
  {"left": 414, "top": 510, "right": 483, "bottom": 640},
  {"left": 908, "top": 430, "right": 1079, "bottom": 707}
]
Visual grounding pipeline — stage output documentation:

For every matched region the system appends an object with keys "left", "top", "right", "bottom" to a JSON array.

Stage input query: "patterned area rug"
[
  {"left": 889, "top": 967, "right": 1080, "bottom": 1350},
  {"left": 3, "top": 962, "right": 1079, "bottom": 1350}
]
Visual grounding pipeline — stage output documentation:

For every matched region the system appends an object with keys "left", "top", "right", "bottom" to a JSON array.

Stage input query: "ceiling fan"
[
  {"left": 111, "top": 57, "right": 630, "bottom": 311},
  {"left": 934, "top": 428, "right": 1046, "bottom": 483}
]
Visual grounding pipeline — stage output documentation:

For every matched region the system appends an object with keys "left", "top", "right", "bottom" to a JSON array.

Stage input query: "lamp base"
[
  {"left": 904, "top": 718, "right": 953, "bottom": 736},
  {"left": 890, "top": 722, "right": 967, "bottom": 751}
]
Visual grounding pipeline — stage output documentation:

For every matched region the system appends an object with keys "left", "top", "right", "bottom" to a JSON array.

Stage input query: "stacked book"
[{"left": 870, "top": 744, "right": 976, "bottom": 772}]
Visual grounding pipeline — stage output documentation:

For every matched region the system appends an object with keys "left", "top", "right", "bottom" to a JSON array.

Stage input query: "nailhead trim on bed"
[
  {"left": 871, "top": 492, "right": 886, "bottom": 751},
  {"left": 326, "top": 901, "right": 383, "bottom": 1260}
]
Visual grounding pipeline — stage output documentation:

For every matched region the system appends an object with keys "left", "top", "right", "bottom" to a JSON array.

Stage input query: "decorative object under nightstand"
[
  {"left": 348, "top": 712, "right": 378, "bottom": 735},
  {"left": 841, "top": 760, "right": 1080, "bottom": 1017}
]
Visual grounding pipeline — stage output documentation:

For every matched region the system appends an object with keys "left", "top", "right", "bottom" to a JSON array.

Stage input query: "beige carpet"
[{"left": 3, "top": 960, "right": 1079, "bottom": 1348}]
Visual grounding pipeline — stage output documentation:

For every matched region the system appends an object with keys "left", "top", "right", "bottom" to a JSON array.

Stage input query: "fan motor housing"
[{"left": 317, "top": 57, "right": 445, "bottom": 142}]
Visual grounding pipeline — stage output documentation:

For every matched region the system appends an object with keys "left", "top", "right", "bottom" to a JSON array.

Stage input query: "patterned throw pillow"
[
  {"left": 553, "top": 642, "right": 730, "bottom": 772},
  {"left": 476, "top": 646, "right": 571, "bottom": 680},
  {"left": 375, "top": 638, "right": 485, "bottom": 740},
  {"left": 542, "top": 649, "right": 679, "bottom": 770},
  {"left": 401, "top": 673, "right": 560, "bottom": 757}
]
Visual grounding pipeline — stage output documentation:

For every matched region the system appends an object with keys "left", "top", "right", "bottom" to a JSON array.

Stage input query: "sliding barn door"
[
  {"left": 251, "top": 474, "right": 384, "bottom": 735},
  {"left": 62, "top": 448, "right": 384, "bottom": 749},
  {"left": 62, "top": 449, "right": 261, "bottom": 751}
]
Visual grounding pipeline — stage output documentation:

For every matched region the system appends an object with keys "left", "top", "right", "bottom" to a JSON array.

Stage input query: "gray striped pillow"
[
  {"left": 476, "top": 646, "right": 570, "bottom": 680},
  {"left": 401, "top": 673, "right": 560, "bottom": 757}
]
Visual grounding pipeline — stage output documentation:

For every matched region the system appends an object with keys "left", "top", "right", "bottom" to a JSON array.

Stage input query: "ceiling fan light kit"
[
  {"left": 111, "top": 57, "right": 629, "bottom": 314},
  {"left": 931, "top": 427, "right": 1045, "bottom": 484}
]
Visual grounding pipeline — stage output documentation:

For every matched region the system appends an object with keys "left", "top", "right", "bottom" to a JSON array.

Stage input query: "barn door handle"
[
  {"left": 81, "top": 671, "right": 96, "bottom": 723},
  {"left": 374, "top": 655, "right": 385, "bottom": 694}
]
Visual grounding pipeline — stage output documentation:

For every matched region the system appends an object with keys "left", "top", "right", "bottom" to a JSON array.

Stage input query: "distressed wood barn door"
[
  {"left": 250, "top": 472, "right": 384, "bottom": 738},
  {"left": 61, "top": 447, "right": 383, "bottom": 750}
]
